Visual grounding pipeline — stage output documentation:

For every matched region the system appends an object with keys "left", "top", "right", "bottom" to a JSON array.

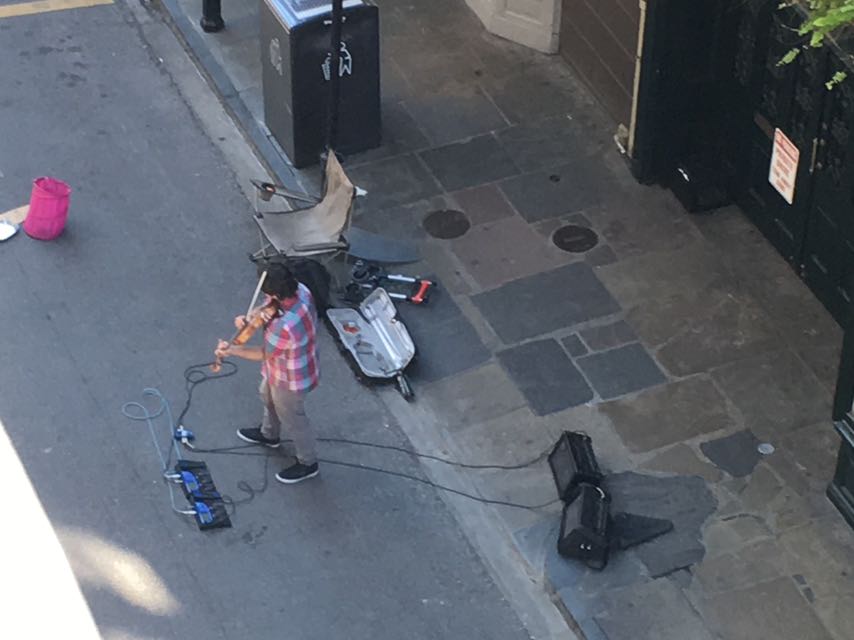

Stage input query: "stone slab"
[
  {"left": 422, "top": 362, "right": 527, "bottom": 429},
  {"left": 513, "top": 516, "right": 559, "bottom": 574},
  {"left": 626, "top": 287, "right": 780, "bottom": 377},
  {"left": 477, "top": 68, "right": 582, "bottom": 124},
  {"left": 796, "top": 344, "right": 843, "bottom": 393},
  {"left": 404, "top": 314, "right": 491, "bottom": 383},
  {"left": 576, "top": 343, "right": 666, "bottom": 400},
  {"left": 736, "top": 464, "right": 784, "bottom": 514},
  {"left": 388, "top": 40, "right": 482, "bottom": 91},
  {"left": 579, "top": 320, "right": 637, "bottom": 352},
  {"left": 495, "top": 115, "right": 606, "bottom": 173},
  {"left": 700, "top": 429, "right": 763, "bottom": 478},
  {"left": 471, "top": 263, "right": 620, "bottom": 343},
  {"left": 700, "top": 208, "right": 844, "bottom": 352},
  {"left": 345, "top": 100, "right": 431, "bottom": 166},
  {"left": 700, "top": 515, "right": 774, "bottom": 558},
  {"left": 497, "top": 339, "right": 594, "bottom": 416},
  {"left": 348, "top": 153, "right": 442, "bottom": 213},
  {"left": 593, "top": 187, "right": 702, "bottom": 257},
  {"left": 601, "top": 376, "right": 735, "bottom": 453},
  {"left": 449, "top": 215, "right": 570, "bottom": 290},
  {"left": 353, "top": 194, "right": 447, "bottom": 243},
  {"left": 593, "top": 580, "right": 716, "bottom": 640},
  {"left": 554, "top": 552, "right": 651, "bottom": 623},
  {"left": 561, "top": 334, "right": 588, "bottom": 358},
  {"left": 499, "top": 161, "right": 609, "bottom": 223},
  {"left": 605, "top": 472, "right": 717, "bottom": 578},
  {"left": 419, "top": 134, "right": 519, "bottom": 192},
  {"left": 585, "top": 244, "right": 618, "bottom": 267},
  {"left": 777, "top": 517, "right": 854, "bottom": 600},
  {"left": 711, "top": 350, "right": 833, "bottom": 436},
  {"left": 534, "top": 212, "right": 594, "bottom": 241},
  {"left": 814, "top": 593, "right": 854, "bottom": 640},
  {"left": 764, "top": 422, "right": 840, "bottom": 513},
  {"left": 398, "top": 293, "right": 490, "bottom": 383},
  {"left": 596, "top": 245, "right": 728, "bottom": 310},
  {"left": 694, "top": 538, "right": 787, "bottom": 593},
  {"left": 417, "top": 240, "right": 473, "bottom": 296},
  {"left": 701, "top": 577, "right": 834, "bottom": 640},
  {"left": 642, "top": 444, "right": 723, "bottom": 484},
  {"left": 451, "top": 406, "right": 560, "bottom": 468},
  {"left": 401, "top": 78, "right": 510, "bottom": 147},
  {"left": 450, "top": 183, "right": 517, "bottom": 225}
]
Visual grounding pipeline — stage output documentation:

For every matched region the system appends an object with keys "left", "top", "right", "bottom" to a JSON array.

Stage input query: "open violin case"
[{"left": 326, "top": 287, "right": 416, "bottom": 399}]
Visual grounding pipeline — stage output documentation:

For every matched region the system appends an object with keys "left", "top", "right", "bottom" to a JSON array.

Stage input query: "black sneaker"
[
  {"left": 275, "top": 461, "right": 319, "bottom": 484},
  {"left": 236, "top": 427, "right": 280, "bottom": 448}
]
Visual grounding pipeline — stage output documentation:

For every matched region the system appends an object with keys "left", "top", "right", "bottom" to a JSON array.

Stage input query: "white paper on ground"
[{"left": 0, "top": 220, "right": 20, "bottom": 241}]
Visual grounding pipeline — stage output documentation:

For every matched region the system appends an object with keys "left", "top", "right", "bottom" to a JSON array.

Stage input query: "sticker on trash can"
[
  {"left": 270, "top": 38, "right": 283, "bottom": 76},
  {"left": 769, "top": 128, "right": 799, "bottom": 205},
  {"left": 322, "top": 42, "right": 352, "bottom": 81}
]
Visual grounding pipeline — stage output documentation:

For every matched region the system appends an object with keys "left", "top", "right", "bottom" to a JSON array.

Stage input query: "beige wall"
[{"left": 466, "top": 0, "right": 561, "bottom": 53}]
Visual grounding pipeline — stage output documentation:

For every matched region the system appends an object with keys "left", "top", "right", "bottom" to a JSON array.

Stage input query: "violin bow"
[{"left": 244, "top": 269, "right": 268, "bottom": 321}]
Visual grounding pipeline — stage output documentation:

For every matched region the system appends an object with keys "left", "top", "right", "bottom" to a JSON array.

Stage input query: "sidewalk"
[{"left": 155, "top": 1, "right": 854, "bottom": 638}]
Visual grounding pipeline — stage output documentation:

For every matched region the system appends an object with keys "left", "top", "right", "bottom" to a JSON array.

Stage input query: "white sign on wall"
[{"left": 768, "top": 128, "right": 800, "bottom": 205}]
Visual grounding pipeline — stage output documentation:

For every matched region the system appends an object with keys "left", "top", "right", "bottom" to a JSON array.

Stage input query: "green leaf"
[
  {"left": 779, "top": 48, "right": 802, "bottom": 65},
  {"left": 826, "top": 70, "right": 848, "bottom": 90}
]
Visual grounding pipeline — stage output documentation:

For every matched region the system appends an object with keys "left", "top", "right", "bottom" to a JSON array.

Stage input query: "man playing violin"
[{"left": 214, "top": 263, "right": 320, "bottom": 484}]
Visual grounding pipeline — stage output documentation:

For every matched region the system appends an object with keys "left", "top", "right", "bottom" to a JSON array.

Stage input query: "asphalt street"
[{"left": 0, "top": 1, "right": 532, "bottom": 638}]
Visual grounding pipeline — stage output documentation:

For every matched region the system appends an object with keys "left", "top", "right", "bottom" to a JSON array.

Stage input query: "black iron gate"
[{"left": 734, "top": 2, "right": 854, "bottom": 324}]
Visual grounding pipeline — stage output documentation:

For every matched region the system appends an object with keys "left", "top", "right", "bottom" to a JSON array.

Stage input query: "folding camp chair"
[
  {"left": 250, "top": 151, "right": 354, "bottom": 263},
  {"left": 250, "top": 150, "right": 421, "bottom": 269}
]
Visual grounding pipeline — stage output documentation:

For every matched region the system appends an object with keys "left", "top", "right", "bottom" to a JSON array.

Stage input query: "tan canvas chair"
[{"left": 251, "top": 151, "right": 354, "bottom": 259}]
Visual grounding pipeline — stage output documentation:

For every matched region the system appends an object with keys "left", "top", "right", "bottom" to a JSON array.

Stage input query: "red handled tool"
[{"left": 350, "top": 261, "right": 437, "bottom": 305}]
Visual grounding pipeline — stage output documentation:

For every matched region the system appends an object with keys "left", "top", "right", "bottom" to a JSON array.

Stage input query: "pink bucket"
[{"left": 23, "top": 177, "right": 71, "bottom": 241}]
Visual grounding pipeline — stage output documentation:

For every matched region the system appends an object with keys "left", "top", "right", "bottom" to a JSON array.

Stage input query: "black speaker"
[
  {"left": 548, "top": 431, "right": 603, "bottom": 502},
  {"left": 557, "top": 483, "right": 611, "bottom": 570}
]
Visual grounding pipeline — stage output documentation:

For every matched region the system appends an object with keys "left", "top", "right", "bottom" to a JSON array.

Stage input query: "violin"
[{"left": 211, "top": 300, "right": 279, "bottom": 372}]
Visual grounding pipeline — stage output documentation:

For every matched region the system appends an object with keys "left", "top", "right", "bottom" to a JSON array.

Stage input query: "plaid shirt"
[{"left": 261, "top": 284, "right": 319, "bottom": 393}]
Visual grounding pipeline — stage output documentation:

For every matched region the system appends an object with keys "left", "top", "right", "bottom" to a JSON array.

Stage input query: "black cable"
[
  {"left": 316, "top": 458, "right": 562, "bottom": 511},
  {"left": 175, "top": 362, "right": 558, "bottom": 511},
  {"left": 220, "top": 452, "right": 271, "bottom": 516},
  {"left": 318, "top": 437, "right": 551, "bottom": 470},
  {"left": 191, "top": 435, "right": 552, "bottom": 471},
  {"left": 176, "top": 361, "right": 238, "bottom": 428}
]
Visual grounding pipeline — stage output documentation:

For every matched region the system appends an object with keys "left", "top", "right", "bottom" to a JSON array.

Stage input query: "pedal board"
[{"left": 174, "top": 460, "right": 232, "bottom": 530}]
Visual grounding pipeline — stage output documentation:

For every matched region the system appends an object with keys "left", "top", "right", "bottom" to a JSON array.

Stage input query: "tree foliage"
[
  {"left": 780, "top": 1, "right": 854, "bottom": 86},
  {"left": 798, "top": 1, "right": 854, "bottom": 46}
]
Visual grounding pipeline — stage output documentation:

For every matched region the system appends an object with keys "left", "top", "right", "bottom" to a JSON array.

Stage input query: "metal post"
[
  {"left": 201, "top": 0, "right": 225, "bottom": 33},
  {"left": 326, "top": 0, "right": 344, "bottom": 150}
]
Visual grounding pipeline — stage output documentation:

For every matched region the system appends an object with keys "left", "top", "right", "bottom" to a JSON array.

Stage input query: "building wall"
[
  {"left": 558, "top": 0, "right": 640, "bottom": 126},
  {"left": 465, "top": 0, "right": 561, "bottom": 53},
  {"left": 466, "top": 0, "right": 641, "bottom": 127}
]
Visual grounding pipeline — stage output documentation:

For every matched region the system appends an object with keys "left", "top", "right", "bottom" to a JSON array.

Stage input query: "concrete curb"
[{"left": 152, "top": 0, "right": 303, "bottom": 193}]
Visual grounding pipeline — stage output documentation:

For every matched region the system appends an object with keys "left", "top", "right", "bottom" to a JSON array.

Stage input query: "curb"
[{"left": 152, "top": 0, "right": 303, "bottom": 193}]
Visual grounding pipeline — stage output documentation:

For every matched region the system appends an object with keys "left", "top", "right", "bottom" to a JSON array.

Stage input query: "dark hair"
[{"left": 260, "top": 263, "right": 298, "bottom": 299}]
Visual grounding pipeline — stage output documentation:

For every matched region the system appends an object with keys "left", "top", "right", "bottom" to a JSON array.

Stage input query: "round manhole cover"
[
  {"left": 423, "top": 209, "right": 470, "bottom": 240},
  {"left": 552, "top": 224, "right": 599, "bottom": 253}
]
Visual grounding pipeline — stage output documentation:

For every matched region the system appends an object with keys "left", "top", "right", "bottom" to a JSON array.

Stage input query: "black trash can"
[{"left": 260, "top": 0, "right": 381, "bottom": 168}]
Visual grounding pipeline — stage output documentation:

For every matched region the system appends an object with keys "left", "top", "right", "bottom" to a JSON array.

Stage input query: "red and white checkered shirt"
[{"left": 261, "top": 284, "right": 319, "bottom": 393}]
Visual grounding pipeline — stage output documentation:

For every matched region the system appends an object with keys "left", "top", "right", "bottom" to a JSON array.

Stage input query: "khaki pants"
[{"left": 259, "top": 379, "right": 317, "bottom": 465}]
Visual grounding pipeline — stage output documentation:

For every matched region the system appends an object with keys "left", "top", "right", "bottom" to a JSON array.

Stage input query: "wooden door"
[{"left": 559, "top": 0, "right": 640, "bottom": 125}]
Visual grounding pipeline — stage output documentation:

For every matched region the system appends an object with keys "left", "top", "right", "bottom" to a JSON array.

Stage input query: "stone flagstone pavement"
[{"left": 157, "top": 0, "right": 854, "bottom": 637}]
